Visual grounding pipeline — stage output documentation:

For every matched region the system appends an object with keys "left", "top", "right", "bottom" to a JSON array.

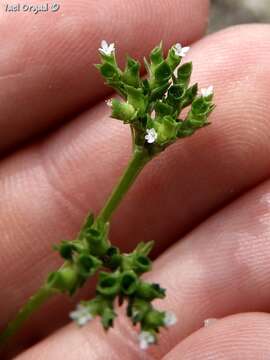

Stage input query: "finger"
[
  {"left": 13, "top": 313, "right": 270, "bottom": 360},
  {"left": 164, "top": 313, "right": 270, "bottom": 359},
  {"left": 144, "top": 178, "right": 270, "bottom": 358},
  {"left": 5, "top": 177, "right": 270, "bottom": 358},
  {"left": 0, "top": 0, "right": 209, "bottom": 152},
  {"left": 2, "top": 23, "right": 270, "bottom": 342}
]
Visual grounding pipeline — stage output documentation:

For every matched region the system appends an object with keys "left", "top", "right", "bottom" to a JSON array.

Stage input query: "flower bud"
[{"left": 47, "top": 266, "right": 79, "bottom": 295}]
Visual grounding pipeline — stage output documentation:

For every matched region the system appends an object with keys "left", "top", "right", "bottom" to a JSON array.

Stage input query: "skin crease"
[{"left": 1, "top": 0, "right": 270, "bottom": 359}]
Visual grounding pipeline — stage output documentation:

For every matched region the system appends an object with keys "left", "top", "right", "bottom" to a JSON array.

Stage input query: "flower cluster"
[
  {"left": 97, "top": 40, "right": 215, "bottom": 156},
  {"left": 47, "top": 213, "right": 176, "bottom": 349}
]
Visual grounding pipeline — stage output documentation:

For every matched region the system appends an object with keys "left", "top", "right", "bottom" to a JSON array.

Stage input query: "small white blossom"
[
  {"left": 174, "top": 43, "right": 190, "bottom": 57},
  {"left": 200, "top": 85, "right": 214, "bottom": 98},
  {"left": 163, "top": 311, "right": 177, "bottom": 327},
  {"left": 145, "top": 128, "right": 157, "bottom": 144},
  {"left": 105, "top": 98, "right": 113, "bottom": 107},
  {"left": 99, "top": 40, "right": 115, "bottom": 56},
  {"left": 70, "top": 304, "right": 93, "bottom": 327},
  {"left": 204, "top": 318, "right": 217, "bottom": 327},
  {"left": 138, "top": 331, "right": 155, "bottom": 350}
]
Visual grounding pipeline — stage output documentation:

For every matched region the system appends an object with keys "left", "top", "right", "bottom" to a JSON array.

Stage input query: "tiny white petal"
[
  {"left": 105, "top": 99, "right": 113, "bottom": 107},
  {"left": 138, "top": 331, "right": 155, "bottom": 350},
  {"left": 201, "top": 85, "right": 214, "bottom": 97},
  {"left": 99, "top": 40, "right": 115, "bottom": 56},
  {"left": 145, "top": 128, "right": 157, "bottom": 144},
  {"left": 173, "top": 43, "right": 190, "bottom": 57},
  {"left": 204, "top": 318, "right": 217, "bottom": 327},
  {"left": 70, "top": 304, "right": 93, "bottom": 327},
  {"left": 164, "top": 311, "right": 177, "bottom": 326}
]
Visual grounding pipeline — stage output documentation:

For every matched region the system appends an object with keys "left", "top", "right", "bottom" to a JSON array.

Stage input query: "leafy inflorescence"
[{"left": 0, "top": 41, "right": 214, "bottom": 351}]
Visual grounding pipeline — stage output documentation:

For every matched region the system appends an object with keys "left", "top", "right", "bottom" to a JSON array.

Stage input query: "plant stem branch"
[
  {"left": 0, "top": 286, "right": 56, "bottom": 346},
  {"left": 96, "top": 146, "right": 150, "bottom": 224}
]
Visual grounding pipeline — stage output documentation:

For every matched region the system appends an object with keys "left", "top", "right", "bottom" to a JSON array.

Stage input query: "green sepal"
[
  {"left": 132, "top": 254, "right": 152, "bottom": 274},
  {"left": 122, "top": 56, "right": 140, "bottom": 87},
  {"left": 125, "top": 85, "right": 147, "bottom": 114},
  {"left": 149, "top": 42, "right": 163, "bottom": 67},
  {"left": 101, "top": 307, "right": 117, "bottom": 330},
  {"left": 97, "top": 62, "right": 119, "bottom": 79},
  {"left": 97, "top": 272, "right": 120, "bottom": 298},
  {"left": 111, "top": 98, "right": 137, "bottom": 123},
  {"left": 103, "top": 246, "right": 122, "bottom": 270},
  {"left": 166, "top": 47, "right": 181, "bottom": 71},
  {"left": 154, "top": 61, "right": 171, "bottom": 84},
  {"left": 135, "top": 282, "right": 166, "bottom": 301},
  {"left": 154, "top": 115, "right": 178, "bottom": 145},
  {"left": 143, "top": 309, "right": 165, "bottom": 331},
  {"left": 77, "top": 254, "right": 102, "bottom": 278},
  {"left": 47, "top": 266, "right": 79, "bottom": 295},
  {"left": 127, "top": 298, "right": 151, "bottom": 324},
  {"left": 166, "top": 84, "right": 185, "bottom": 107},
  {"left": 181, "top": 83, "right": 198, "bottom": 108},
  {"left": 149, "top": 81, "right": 170, "bottom": 102},
  {"left": 133, "top": 240, "right": 154, "bottom": 256},
  {"left": 54, "top": 241, "right": 77, "bottom": 260},
  {"left": 154, "top": 101, "right": 174, "bottom": 117},
  {"left": 177, "top": 62, "right": 192, "bottom": 87},
  {"left": 120, "top": 270, "right": 138, "bottom": 295}
]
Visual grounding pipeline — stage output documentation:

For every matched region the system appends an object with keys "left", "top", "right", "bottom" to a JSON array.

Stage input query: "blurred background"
[{"left": 209, "top": 0, "right": 270, "bottom": 33}]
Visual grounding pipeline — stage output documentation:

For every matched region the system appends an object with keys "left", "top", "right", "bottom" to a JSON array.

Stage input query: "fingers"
[
  {"left": 164, "top": 313, "right": 270, "bottom": 359},
  {"left": 0, "top": 0, "right": 209, "bottom": 152},
  {"left": 12, "top": 175, "right": 270, "bottom": 360},
  {"left": 2, "top": 23, "right": 270, "bottom": 345},
  {"left": 145, "top": 178, "right": 270, "bottom": 358}
]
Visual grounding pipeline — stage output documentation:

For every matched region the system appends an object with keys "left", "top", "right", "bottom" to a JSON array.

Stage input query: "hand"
[{"left": 1, "top": 0, "right": 270, "bottom": 359}]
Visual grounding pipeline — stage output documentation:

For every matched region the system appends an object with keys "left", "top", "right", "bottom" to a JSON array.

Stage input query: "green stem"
[
  {"left": 0, "top": 146, "right": 150, "bottom": 347},
  {"left": 96, "top": 146, "right": 150, "bottom": 224},
  {"left": 0, "top": 286, "right": 56, "bottom": 346}
]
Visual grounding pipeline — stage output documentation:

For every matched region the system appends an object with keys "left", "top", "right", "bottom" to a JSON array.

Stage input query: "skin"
[{"left": 1, "top": 0, "right": 270, "bottom": 358}]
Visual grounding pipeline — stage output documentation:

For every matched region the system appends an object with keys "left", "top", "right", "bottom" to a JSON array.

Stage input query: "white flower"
[
  {"left": 145, "top": 128, "right": 157, "bottom": 144},
  {"left": 105, "top": 98, "right": 113, "bottom": 107},
  {"left": 200, "top": 85, "right": 214, "bottom": 98},
  {"left": 99, "top": 40, "right": 115, "bottom": 56},
  {"left": 163, "top": 311, "right": 177, "bottom": 327},
  {"left": 70, "top": 304, "right": 93, "bottom": 327},
  {"left": 204, "top": 318, "right": 217, "bottom": 327},
  {"left": 138, "top": 331, "right": 155, "bottom": 350},
  {"left": 173, "top": 43, "right": 190, "bottom": 57}
]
